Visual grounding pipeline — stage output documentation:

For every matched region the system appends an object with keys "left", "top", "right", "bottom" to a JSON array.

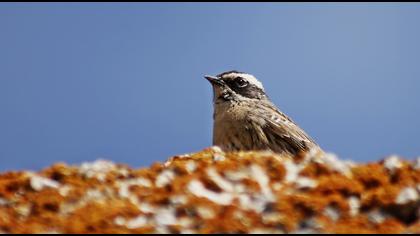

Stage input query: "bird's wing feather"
[{"left": 258, "top": 102, "right": 317, "bottom": 154}]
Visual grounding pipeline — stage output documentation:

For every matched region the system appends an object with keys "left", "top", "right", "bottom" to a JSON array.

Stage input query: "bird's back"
[{"left": 213, "top": 99, "right": 319, "bottom": 156}]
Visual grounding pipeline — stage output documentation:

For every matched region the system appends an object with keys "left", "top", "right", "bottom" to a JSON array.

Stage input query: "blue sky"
[{"left": 1, "top": 3, "right": 420, "bottom": 171}]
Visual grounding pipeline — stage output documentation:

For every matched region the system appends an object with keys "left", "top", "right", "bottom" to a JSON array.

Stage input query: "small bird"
[{"left": 205, "top": 70, "right": 320, "bottom": 156}]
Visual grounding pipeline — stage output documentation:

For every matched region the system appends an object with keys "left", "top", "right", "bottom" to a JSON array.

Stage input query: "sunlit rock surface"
[{"left": 0, "top": 147, "right": 419, "bottom": 233}]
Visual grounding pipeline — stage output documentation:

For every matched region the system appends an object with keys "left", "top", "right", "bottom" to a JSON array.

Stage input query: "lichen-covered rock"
[{"left": 0, "top": 147, "right": 419, "bottom": 233}]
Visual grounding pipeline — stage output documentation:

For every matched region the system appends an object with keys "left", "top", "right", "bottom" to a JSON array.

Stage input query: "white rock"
[
  {"left": 233, "top": 183, "right": 246, "bottom": 193},
  {"left": 225, "top": 169, "right": 250, "bottom": 181},
  {"left": 117, "top": 168, "right": 129, "bottom": 178},
  {"left": 197, "top": 206, "right": 215, "bottom": 219},
  {"left": 85, "top": 189, "right": 104, "bottom": 199},
  {"left": 30, "top": 175, "right": 60, "bottom": 191},
  {"left": 118, "top": 178, "right": 152, "bottom": 198},
  {"left": 384, "top": 155, "right": 403, "bottom": 173},
  {"left": 15, "top": 204, "right": 31, "bottom": 217},
  {"left": 238, "top": 194, "right": 252, "bottom": 210},
  {"left": 240, "top": 194, "right": 269, "bottom": 213},
  {"left": 58, "top": 185, "right": 72, "bottom": 197},
  {"left": 79, "top": 159, "right": 116, "bottom": 182},
  {"left": 0, "top": 198, "right": 8, "bottom": 206},
  {"left": 284, "top": 160, "right": 301, "bottom": 183},
  {"left": 177, "top": 217, "right": 193, "bottom": 228},
  {"left": 368, "top": 209, "right": 387, "bottom": 224},
  {"left": 348, "top": 196, "right": 360, "bottom": 216},
  {"left": 207, "top": 168, "right": 234, "bottom": 192},
  {"left": 323, "top": 206, "right": 340, "bottom": 221},
  {"left": 185, "top": 161, "right": 197, "bottom": 173},
  {"left": 213, "top": 154, "right": 226, "bottom": 162},
  {"left": 414, "top": 157, "right": 420, "bottom": 170},
  {"left": 155, "top": 226, "right": 170, "bottom": 234},
  {"left": 343, "top": 160, "right": 357, "bottom": 168},
  {"left": 321, "top": 153, "right": 351, "bottom": 176},
  {"left": 295, "top": 177, "right": 317, "bottom": 189},
  {"left": 396, "top": 187, "right": 419, "bottom": 204},
  {"left": 134, "top": 177, "right": 152, "bottom": 188},
  {"left": 155, "top": 170, "right": 175, "bottom": 188},
  {"left": 210, "top": 146, "right": 223, "bottom": 153},
  {"left": 114, "top": 216, "right": 126, "bottom": 226},
  {"left": 188, "top": 180, "right": 233, "bottom": 205},
  {"left": 154, "top": 208, "right": 177, "bottom": 226},
  {"left": 138, "top": 203, "right": 156, "bottom": 213},
  {"left": 210, "top": 146, "right": 226, "bottom": 161},
  {"left": 127, "top": 216, "right": 148, "bottom": 229},
  {"left": 118, "top": 184, "right": 131, "bottom": 199},
  {"left": 170, "top": 195, "right": 188, "bottom": 205},
  {"left": 250, "top": 164, "right": 275, "bottom": 201},
  {"left": 262, "top": 212, "right": 283, "bottom": 224},
  {"left": 272, "top": 183, "right": 283, "bottom": 191}
]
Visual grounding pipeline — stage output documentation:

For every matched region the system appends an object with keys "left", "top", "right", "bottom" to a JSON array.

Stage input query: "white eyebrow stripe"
[
  {"left": 239, "top": 74, "right": 264, "bottom": 91},
  {"left": 220, "top": 72, "right": 265, "bottom": 91}
]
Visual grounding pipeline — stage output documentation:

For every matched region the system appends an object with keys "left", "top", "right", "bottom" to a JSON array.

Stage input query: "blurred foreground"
[{"left": 0, "top": 147, "right": 419, "bottom": 233}]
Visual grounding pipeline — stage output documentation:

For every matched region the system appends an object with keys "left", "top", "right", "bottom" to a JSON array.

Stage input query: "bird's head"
[{"left": 204, "top": 70, "right": 267, "bottom": 103}]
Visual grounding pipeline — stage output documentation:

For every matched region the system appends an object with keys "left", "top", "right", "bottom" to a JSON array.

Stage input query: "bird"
[{"left": 204, "top": 70, "right": 320, "bottom": 156}]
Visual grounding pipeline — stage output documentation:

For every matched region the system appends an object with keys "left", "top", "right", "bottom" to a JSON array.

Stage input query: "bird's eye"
[{"left": 235, "top": 78, "right": 248, "bottom": 88}]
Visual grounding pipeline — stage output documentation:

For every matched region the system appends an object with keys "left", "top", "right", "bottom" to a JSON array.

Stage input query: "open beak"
[{"left": 204, "top": 75, "right": 224, "bottom": 86}]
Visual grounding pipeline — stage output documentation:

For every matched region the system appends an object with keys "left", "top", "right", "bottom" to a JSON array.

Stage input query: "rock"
[{"left": 0, "top": 149, "right": 418, "bottom": 233}]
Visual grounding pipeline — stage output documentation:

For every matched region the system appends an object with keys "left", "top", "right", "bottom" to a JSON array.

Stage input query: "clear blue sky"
[{"left": 1, "top": 3, "right": 420, "bottom": 171}]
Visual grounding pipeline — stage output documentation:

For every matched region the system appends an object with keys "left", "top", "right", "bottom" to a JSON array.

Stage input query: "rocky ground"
[{"left": 0, "top": 147, "right": 419, "bottom": 233}]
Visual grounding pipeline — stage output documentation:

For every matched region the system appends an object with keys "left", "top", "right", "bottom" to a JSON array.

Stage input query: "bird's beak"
[{"left": 204, "top": 75, "right": 224, "bottom": 86}]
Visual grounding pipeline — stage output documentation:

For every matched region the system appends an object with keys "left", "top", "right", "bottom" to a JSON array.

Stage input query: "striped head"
[{"left": 204, "top": 70, "right": 268, "bottom": 103}]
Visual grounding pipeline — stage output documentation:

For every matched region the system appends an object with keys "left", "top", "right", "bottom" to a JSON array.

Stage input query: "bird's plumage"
[{"left": 206, "top": 71, "right": 320, "bottom": 156}]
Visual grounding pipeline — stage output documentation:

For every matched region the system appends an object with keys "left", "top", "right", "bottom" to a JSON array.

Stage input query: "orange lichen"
[{"left": 0, "top": 148, "right": 418, "bottom": 233}]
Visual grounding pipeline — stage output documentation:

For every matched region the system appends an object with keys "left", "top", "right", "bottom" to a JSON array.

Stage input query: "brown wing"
[{"left": 257, "top": 102, "right": 318, "bottom": 155}]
